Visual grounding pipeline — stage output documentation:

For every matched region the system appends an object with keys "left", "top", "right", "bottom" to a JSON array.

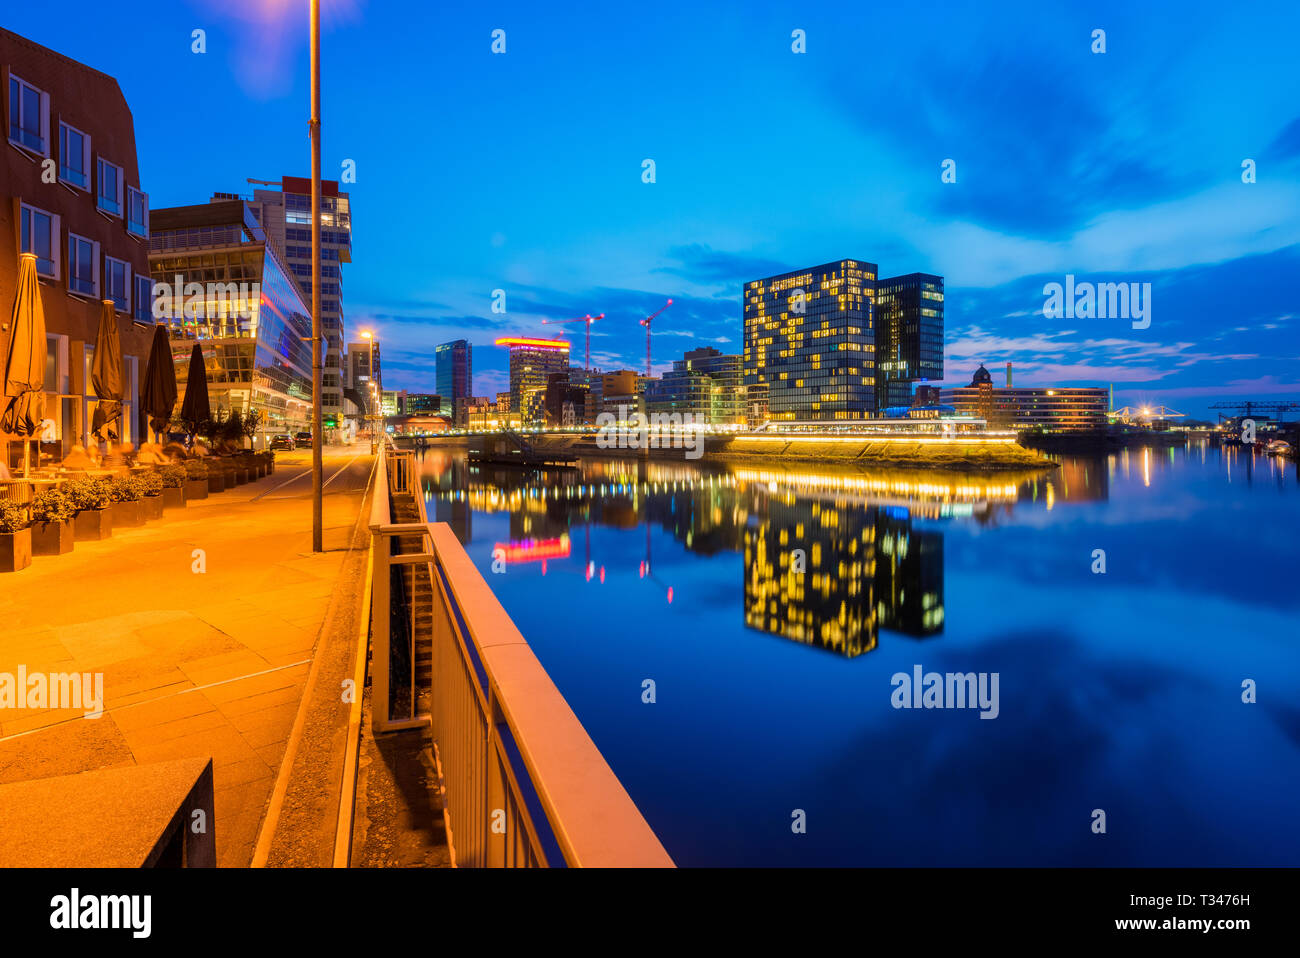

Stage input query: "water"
[{"left": 419, "top": 442, "right": 1300, "bottom": 866}]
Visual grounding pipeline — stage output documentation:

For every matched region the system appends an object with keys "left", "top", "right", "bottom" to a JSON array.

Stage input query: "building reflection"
[{"left": 423, "top": 453, "right": 1114, "bottom": 659}]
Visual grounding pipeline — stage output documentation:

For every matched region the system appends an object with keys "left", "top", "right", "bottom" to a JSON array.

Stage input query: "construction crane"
[
  {"left": 639, "top": 299, "right": 673, "bottom": 378},
  {"left": 541, "top": 313, "right": 604, "bottom": 371},
  {"left": 1209, "top": 400, "right": 1299, "bottom": 425}
]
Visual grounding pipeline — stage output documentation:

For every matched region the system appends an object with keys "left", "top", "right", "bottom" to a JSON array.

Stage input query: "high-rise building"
[
  {"left": 436, "top": 339, "right": 472, "bottom": 416},
  {"left": 743, "top": 260, "right": 878, "bottom": 421},
  {"left": 243, "top": 176, "right": 352, "bottom": 435},
  {"left": 149, "top": 200, "right": 313, "bottom": 441},
  {"left": 874, "top": 273, "right": 944, "bottom": 410},
  {"left": 347, "top": 337, "right": 381, "bottom": 418},
  {"left": 495, "top": 337, "right": 569, "bottom": 425},
  {"left": 645, "top": 347, "right": 745, "bottom": 425},
  {"left": 2, "top": 28, "right": 156, "bottom": 462}
]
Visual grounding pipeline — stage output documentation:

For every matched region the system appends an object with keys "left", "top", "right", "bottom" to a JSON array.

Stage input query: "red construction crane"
[
  {"left": 639, "top": 299, "right": 673, "bottom": 378},
  {"left": 538, "top": 315, "right": 603, "bottom": 371}
]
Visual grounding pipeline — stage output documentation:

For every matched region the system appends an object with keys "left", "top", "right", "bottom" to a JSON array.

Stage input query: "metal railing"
[{"left": 368, "top": 442, "right": 673, "bottom": 867}]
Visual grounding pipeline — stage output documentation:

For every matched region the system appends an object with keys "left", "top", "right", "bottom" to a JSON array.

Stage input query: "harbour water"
[{"left": 419, "top": 442, "right": 1300, "bottom": 866}]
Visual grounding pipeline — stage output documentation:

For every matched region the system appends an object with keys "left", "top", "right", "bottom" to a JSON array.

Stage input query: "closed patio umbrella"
[
  {"left": 140, "top": 324, "right": 178, "bottom": 441},
  {"left": 90, "top": 299, "right": 124, "bottom": 441},
  {"left": 1, "top": 253, "right": 47, "bottom": 475},
  {"left": 179, "top": 342, "right": 211, "bottom": 439}
]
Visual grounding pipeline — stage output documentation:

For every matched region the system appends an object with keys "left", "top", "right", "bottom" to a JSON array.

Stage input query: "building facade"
[
  {"left": 496, "top": 337, "right": 569, "bottom": 425},
  {"left": 743, "top": 260, "right": 878, "bottom": 422},
  {"left": 874, "top": 273, "right": 944, "bottom": 410},
  {"left": 244, "top": 177, "right": 352, "bottom": 435},
  {"left": 941, "top": 365, "right": 1108, "bottom": 432},
  {"left": 644, "top": 347, "right": 745, "bottom": 425},
  {"left": 148, "top": 200, "right": 314, "bottom": 441},
  {"left": 436, "top": 339, "right": 471, "bottom": 416},
  {"left": 2, "top": 28, "right": 155, "bottom": 464}
]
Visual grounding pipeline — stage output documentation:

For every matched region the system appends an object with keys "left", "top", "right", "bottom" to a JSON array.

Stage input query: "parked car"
[
  {"left": 270, "top": 435, "right": 295, "bottom": 451},
  {"left": 294, "top": 430, "right": 313, "bottom": 447}
]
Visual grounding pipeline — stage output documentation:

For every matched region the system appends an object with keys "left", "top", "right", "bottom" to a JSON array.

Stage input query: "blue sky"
[{"left": 7, "top": 0, "right": 1299, "bottom": 418}]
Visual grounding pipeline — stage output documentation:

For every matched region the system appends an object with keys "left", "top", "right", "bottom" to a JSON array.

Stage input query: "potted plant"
[
  {"left": 67, "top": 476, "right": 113, "bottom": 540},
  {"left": 138, "top": 471, "right": 165, "bottom": 519},
  {"left": 107, "top": 475, "right": 146, "bottom": 527},
  {"left": 206, "top": 455, "right": 226, "bottom": 493},
  {"left": 160, "top": 463, "right": 188, "bottom": 509},
  {"left": 0, "top": 500, "right": 32, "bottom": 573},
  {"left": 30, "top": 488, "right": 76, "bottom": 556},
  {"left": 184, "top": 459, "right": 210, "bottom": 500}
]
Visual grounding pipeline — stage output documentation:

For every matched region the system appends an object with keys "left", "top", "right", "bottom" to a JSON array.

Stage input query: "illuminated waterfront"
[{"left": 421, "top": 442, "right": 1300, "bottom": 866}]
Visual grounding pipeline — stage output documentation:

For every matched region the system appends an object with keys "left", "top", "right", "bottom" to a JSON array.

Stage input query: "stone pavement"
[{"left": 0, "top": 447, "right": 375, "bottom": 867}]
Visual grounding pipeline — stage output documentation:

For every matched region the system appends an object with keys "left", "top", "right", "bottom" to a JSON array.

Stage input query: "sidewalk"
[{"left": 0, "top": 447, "right": 374, "bottom": 867}]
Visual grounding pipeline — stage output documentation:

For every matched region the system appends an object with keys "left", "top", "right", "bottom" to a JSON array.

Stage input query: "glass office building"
[
  {"left": 149, "top": 200, "right": 314, "bottom": 442},
  {"left": 436, "top": 339, "right": 472, "bottom": 417},
  {"left": 874, "top": 273, "right": 944, "bottom": 410},
  {"left": 644, "top": 347, "right": 745, "bottom": 424},
  {"left": 743, "top": 260, "right": 878, "bottom": 421}
]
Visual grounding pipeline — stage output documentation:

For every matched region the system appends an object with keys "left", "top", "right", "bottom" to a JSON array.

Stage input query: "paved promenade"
[{"left": 0, "top": 447, "right": 374, "bottom": 867}]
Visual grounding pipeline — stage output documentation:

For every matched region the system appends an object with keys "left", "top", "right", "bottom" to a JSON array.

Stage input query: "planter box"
[
  {"left": 207, "top": 471, "right": 225, "bottom": 494},
  {"left": 184, "top": 479, "right": 208, "bottom": 500},
  {"left": 232, "top": 468, "right": 248, "bottom": 485},
  {"left": 162, "top": 486, "right": 186, "bottom": 509},
  {"left": 32, "top": 519, "right": 74, "bottom": 556},
  {"left": 1, "top": 528, "right": 32, "bottom": 572},
  {"left": 74, "top": 508, "right": 112, "bottom": 541},
  {"left": 143, "top": 495, "right": 165, "bottom": 520},
  {"left": 112, "top": 499, "right": 145, "bottom": 527}
]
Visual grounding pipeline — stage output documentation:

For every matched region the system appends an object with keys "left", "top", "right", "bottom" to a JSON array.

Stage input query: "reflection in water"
[{"left": 413, "top": 440, "right": 1300, "bottom": 866}]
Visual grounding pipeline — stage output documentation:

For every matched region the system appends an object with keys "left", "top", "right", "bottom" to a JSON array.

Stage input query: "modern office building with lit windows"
[
  {"left": 644, "top": 347, "right": 745, "bottom": 425},
  {"left": 874, "top": 273, "right": 944, "bottom": 410},
  {"left": 743, "top": 260, "right": 878, "bottom": 422},
  {"left": 241, "top": 176, "right": 352, "bottom": 436},
  {"left": 148, "top": 200, "right": 314, "bottom": 442},
  {"left": 940, "top": 364, "right": 1108, "bottom": 432},
  {"left": 496, "top": 337, "right": 570, "bottom": 425},
  {"left": 436, "top": 339, "right": 472, "bottom": 417},
  {"left": 2, "top": 27, "right": 154, "bottom": 466}
]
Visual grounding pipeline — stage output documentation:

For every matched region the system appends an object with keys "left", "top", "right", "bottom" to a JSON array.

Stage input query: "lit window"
[
  {"left": 127, "top": 187, "right": 149, "bottom": 237},
  {"left": 105, "top": 255, "right": 131, "bottom": 312},
  {"left": 97, "top": 157, "right": 124, "bottom": 216},
  {"left": 68, "top": 233, "right": 99, "bottom": 297},
  {"left": 59, "top": 121, "right": 91, "bottom": 189},
  {"left": 19, "top": 202, "right": 60, "bottom": 278},
  {"left": 8, "top": 74, "right": 49, "bottom": 154}
]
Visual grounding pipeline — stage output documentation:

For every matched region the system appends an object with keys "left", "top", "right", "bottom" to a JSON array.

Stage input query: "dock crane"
[
  {"left": 639, "top": 299, "right": 673, "bottom": 378},
  {"left": 1209, "top": 400, "right": 1299, "bottom": 426},
  {"left": 541, "top": 313, "right": 605, "bottom": 371}
]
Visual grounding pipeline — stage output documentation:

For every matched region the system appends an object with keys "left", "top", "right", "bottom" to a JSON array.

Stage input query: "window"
[
  {"left": 97, "top": 157, "right": 124, "bottom": 216},
  {"left": 134, "top": 275, "right": 153, "bottom": 323},
  {"left": 20, "top": 202, "right": 60, "bottom": 278},
  {"left": 59, "top": 122, "right": 91, "bottom": 189},
  {"left": 68, "top": 233, "right": 99, "bottom": 297},
  {"left": 8, "top": 74, "right": 49, "bottom": 154},
  {"left": 127, "top": 187, "right": 149, "bottom": 237},
  {"left": 105, "top": 256, "right": 131, "bottom": 312}
]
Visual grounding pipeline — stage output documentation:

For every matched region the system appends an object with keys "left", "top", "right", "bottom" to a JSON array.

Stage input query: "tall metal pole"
[{"left": 309, "top": 0, "right": 324, "bottom": 552}]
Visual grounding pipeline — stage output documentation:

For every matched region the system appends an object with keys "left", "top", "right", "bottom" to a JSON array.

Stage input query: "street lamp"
[{"left": 309, "top": 0, "right": 324, "bottom": 552}]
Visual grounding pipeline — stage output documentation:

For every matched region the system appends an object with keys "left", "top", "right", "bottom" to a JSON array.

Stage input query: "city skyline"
[{"left": 3, "top": 1, "right": 1298, "bottom": 420}]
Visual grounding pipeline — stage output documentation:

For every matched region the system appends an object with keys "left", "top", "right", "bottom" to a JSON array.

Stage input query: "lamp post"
[{"left": 309, "top": 0, "right": 324, "bottom": 552}]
